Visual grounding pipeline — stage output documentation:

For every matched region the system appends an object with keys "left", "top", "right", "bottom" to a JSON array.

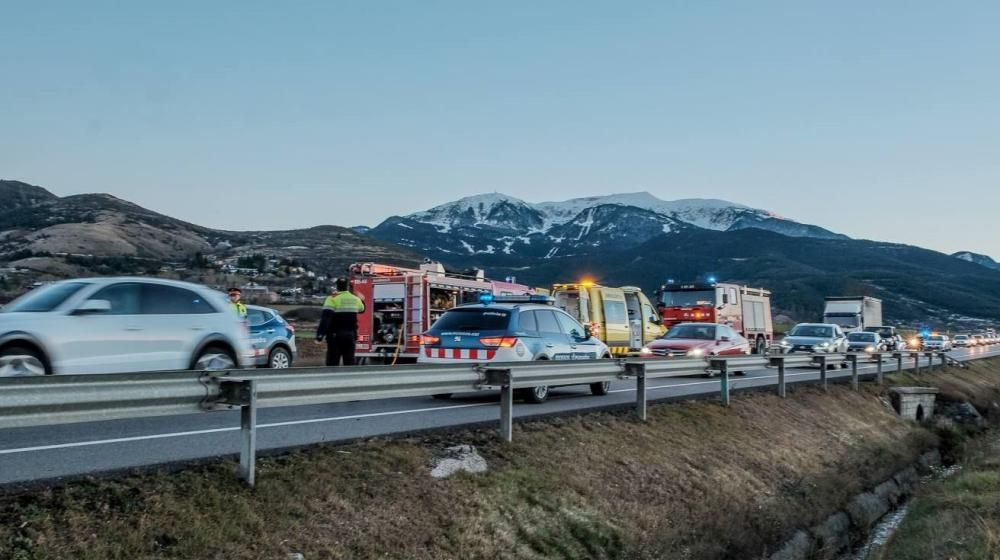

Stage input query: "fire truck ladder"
[{"left": 404, "top": 274, "right": 425, "bottom": 352}]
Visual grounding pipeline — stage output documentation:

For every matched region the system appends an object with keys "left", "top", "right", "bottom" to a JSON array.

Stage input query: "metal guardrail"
[{"left": 0, "top": 349, "right": 966, "bottom": 485}]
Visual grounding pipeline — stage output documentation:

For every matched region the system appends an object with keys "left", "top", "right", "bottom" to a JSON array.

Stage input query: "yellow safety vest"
[
  {"left": 232, "top": 302, "right": 247, "bottom": 318},
  {"left": 325, "top": 292, "right": 365, "bottom": 313}
]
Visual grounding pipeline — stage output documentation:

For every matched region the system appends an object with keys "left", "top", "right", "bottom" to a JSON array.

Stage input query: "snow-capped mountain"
[
  {"left": 368, "top": 192, "right": 845, "bottom": 260},
  {"left": 953, "top": 251, "right": 1000, "bottom": 270}
]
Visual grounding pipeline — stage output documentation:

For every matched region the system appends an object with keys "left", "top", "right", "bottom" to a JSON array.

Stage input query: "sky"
[{"left": 2, "top": 1, "right": 998, "bottom": 257}]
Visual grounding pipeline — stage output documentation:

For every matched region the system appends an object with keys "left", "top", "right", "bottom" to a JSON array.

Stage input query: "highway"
[{"left": 2, "top": 345, "right": 998, "bottom": 487}]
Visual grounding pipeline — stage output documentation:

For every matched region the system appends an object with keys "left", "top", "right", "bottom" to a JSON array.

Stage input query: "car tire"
[
  {"left": 191, "top": 345, "right": 237, "bottom": 371},
  {"left": 590, "top": 381, "right": 611, "bottom": 396},
  {"left": 268, "top": 347, "right": 292, "bottom": 369},
  {"left": 522, "top": 385, "right": 550, "bottom": 404},
  {"left": 0, "top": 346, "right": 49, "bottom": 376}
]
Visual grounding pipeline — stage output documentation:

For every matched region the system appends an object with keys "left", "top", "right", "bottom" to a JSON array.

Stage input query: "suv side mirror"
[
  {"left": 719, "top": 336, "right": 731, "bottom": 343},
  {"left": 583, "top": 325, "right": 593, "bottom": 339},
  {"left": 74, "top": 299, "right": 111, "bottom": 315}
]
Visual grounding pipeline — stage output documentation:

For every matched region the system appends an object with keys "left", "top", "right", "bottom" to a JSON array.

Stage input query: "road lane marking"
[{"left": 0, "top": 403, "right": 495, "bottom": 455}]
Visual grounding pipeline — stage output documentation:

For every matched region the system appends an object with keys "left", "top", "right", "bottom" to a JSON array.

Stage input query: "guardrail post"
[
  {"left": 895, "top": 352, "right": 903, "bottom": 375},
  {"left": 913, "top": 352, "right": 921, "bottom": 374},
  {"left": 876, "top": 354, "right": 884, "bottom": 385},
  {"left": 711, "top": 359, "right": 730, "bottom": 406},
  {"left": 926, "top": 352, "right": 935, "bottom": 370},
  {"left": 217, "top": 378, "right": 257, "bottom": 487},
  {"left": 815, "top": 355, "right": 828, "bottom": 391},
  {"left": 625, "top": 362, "right": 648, "bottom": 421},
  {"left": 847, "top": 354, "right": 859, "bottom": 391},
  {"left": 483, "top": 368, "right": 514, "bottom": 442},
  {"left": 769, "top": 356, "right": 787, "bottom": 398}
]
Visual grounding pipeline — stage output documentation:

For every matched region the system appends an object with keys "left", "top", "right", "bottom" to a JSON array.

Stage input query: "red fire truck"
[
  {"left": 349, "top": 261, "right": 533, "bottom": 364},
  {"left": 655, "top": 280, "right": 774, "bottom": 355}
]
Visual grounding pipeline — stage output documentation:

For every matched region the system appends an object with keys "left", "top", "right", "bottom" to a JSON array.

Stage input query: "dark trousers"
[{"left": 326, "top": 331, "right": 357, "bottom": 366}]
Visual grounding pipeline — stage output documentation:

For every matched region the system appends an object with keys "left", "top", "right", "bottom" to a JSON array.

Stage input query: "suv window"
[
  {"left": 89, "top": 283, "right": 141, "bottom": 315},
  {"left": 4, "top": 282, "right": 89, "bottom": 313},
  {"left": 534, "top": 310, "right": 562, "bottom": 335},
  {"left": 141, "top": 284, "right": 217, "bottom": 314},
  {"left": 554, "top": 311, "right": 585, "bottom": 340},
  {"left": 517, "top": 310, "right": 538, "bottom": 332}
]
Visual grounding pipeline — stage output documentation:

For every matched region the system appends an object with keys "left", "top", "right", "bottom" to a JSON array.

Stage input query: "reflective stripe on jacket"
[{"left": 318, "top": 292, "right": 366, "bottom": 337}]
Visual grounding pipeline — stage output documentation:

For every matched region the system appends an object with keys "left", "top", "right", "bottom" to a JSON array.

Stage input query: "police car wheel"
[
  {"left": 522, "top": 385, "right": 549, "bottom": 404},
  {"left": 590, "top": 381, "right": 611, "bottom": 396},
  {"left": 269, "top": 347, "right": 291, "bottom": 369}
]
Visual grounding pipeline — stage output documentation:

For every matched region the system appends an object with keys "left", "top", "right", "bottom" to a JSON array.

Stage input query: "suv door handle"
[
  {"left": 545, "top": 344, "right": 555, "bottom": 348},
  {"left": 190, "top": 326, "right": 206, "bottom": 331},
  {"left": 124, "top": 327, "right": 143, "bottom": 332}
]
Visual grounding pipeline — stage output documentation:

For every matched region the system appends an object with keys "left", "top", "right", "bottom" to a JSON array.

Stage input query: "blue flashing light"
[
  {"left": 666, "top": 278, "right": 675, "bottom": 284},
  {"left": 479, "top": 293, "right": 495, "bottom": 305},
  {"left": 707, "top": 276, "right": 717, "bottom": 284},
  {"left": 920, "top": 328, "right": 931, "bottom": 338}
]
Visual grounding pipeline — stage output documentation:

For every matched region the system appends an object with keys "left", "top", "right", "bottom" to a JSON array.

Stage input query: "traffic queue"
[{"left": 1, "top": 262, "right": 996, "bottom": 400}]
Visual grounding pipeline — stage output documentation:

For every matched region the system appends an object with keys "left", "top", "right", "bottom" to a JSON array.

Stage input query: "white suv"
[{"left": 0, "top": 278, "right": 252, "bottom": 376}]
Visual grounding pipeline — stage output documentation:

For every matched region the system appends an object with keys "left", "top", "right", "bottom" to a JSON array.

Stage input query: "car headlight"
[
  {"left": 640, "top": 347, "right": 652, "bottom": 355},
  {"left": 779, "top": 340, "right": 791, "bottom": 347},
  {"left": 687, "top": 348, "right": 705, "bottom": 357},
  {"left": 865, "top": 346, "right": 875, "bottom": 353},
  {"left": 815, "top": 342, "right": 830, "bottom": 349}
]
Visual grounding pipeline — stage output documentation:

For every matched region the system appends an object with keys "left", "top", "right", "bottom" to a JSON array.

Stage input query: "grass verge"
[{"left": 4, "top": 360, "right": 1000, "bottom": 559}]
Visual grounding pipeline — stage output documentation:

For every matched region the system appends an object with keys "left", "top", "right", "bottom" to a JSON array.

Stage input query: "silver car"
[
  {"left": 778, "top": 323, "right": 849, "bottom": 354},
  {"left": 0, "top": 278, "right": 252, "bottom": 376},
  {"left": 923, "top": 335, "right": 952, "bottom": 352}
]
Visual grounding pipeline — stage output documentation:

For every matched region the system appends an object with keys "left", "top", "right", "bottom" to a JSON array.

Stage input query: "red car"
[{"left": 642, "top": 323, "right": 752, "bottom": 358}]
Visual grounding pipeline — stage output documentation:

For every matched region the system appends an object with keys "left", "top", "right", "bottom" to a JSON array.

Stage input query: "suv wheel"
[
  {"left": 192, "top": 345, "right": 236, "bottom": 371},
  {"left": 268, "top": 347, "right": 292, "bottom": 369},
  {"left": 0, "top": 346, "right": 48, "bottom": 376}
]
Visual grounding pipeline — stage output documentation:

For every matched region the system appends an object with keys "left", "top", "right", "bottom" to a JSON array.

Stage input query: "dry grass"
[
  {"left": 5, "top": 361, "right": 1000, "bottom": 560},
  {"left": 879, "top": 433, "right": 1000, "bottom": 560}
]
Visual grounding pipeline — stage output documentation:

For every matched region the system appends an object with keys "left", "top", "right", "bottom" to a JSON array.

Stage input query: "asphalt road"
[{"left": 2, "top": 346, "right": 999, "bottom": 486}]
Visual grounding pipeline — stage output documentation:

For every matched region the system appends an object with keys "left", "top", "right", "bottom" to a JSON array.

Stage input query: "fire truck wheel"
[
  {"left": 431, "top": 393, "right": 452, "bottom": 400},
  {"left": 590, "top": 381, "right": 611, "bottom": 396}
]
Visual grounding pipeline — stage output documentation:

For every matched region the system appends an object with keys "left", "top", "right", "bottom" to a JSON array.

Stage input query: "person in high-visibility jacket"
[
  {"left": 316, "top": 278, "right": 366, "bottom": 366},
  {"left": 228, "top": 287, "right": 248, "bottom": 319}
]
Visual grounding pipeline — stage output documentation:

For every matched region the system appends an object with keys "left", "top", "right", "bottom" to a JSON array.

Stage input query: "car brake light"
[
  {"left": 480, "top": 336, "right": 518, "bottom": 348},
  {"left": 421, "top": 335, "right": 440, "bottom": 345}
]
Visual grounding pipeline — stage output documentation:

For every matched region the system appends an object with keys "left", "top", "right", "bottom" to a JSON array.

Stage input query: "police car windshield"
[{"left": 432, "top": 309, "right": 511, "bottom": 331}]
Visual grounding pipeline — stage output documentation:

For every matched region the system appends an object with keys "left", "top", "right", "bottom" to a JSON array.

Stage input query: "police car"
[{"left": 418, "top": 294, "right": 613, "bottom": 403}]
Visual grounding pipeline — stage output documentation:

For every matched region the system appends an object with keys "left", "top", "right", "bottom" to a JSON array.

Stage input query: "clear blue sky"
[{"left": 2, "top": 1, "right": 998, "bottom": 257}]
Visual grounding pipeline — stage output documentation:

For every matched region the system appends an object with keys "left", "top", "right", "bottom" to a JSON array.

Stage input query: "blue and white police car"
[{"left": 418, "top": 295, "right": 613, "bottom": 403}]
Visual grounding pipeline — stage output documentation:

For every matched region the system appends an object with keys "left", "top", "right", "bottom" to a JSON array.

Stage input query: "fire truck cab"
[
  {"left": 655, "top": 280, "right": 773, "bottom": 355},
  {"left": 349, "top": 262, "right": 532, "bottom": 364},
  {"left": 551, "top": 281, "right": 665, "bottom": 356}
]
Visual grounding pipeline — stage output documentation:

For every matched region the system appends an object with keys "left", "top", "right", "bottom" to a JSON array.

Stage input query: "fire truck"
[
  {"left": 349, "top": 261, "right": 533, "bottom": 364},
  {"left": 655, "top": 280, "right": 774, "bottom": 355}
]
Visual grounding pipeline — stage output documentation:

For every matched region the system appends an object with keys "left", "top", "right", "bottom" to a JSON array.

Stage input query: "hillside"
[{"left": 0, "top": 180, "right": 425, "bottom": 279}]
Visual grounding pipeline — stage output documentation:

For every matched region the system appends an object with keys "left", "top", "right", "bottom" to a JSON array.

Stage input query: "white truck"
[{"left": 822, "top": 296, "right": 882, "bottom": 333}]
